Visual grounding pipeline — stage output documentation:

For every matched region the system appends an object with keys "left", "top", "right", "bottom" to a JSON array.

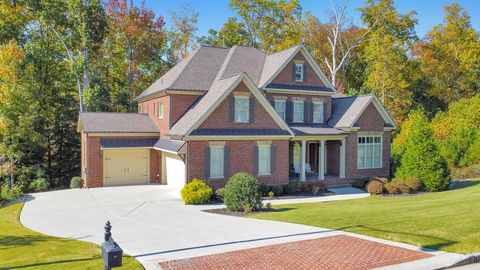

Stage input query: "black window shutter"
[
  {"left": 229, "top": 96, "right": 235, "bottom": 122},
  {"left": 204, "top": 147, "right": 210, "bottom": 179},
  {"left": 224, "top": 147, "right": 230, "bottom": 178},
  {"left": 303, "top": 64, "right": 307, "bottom": 82},
  {"left": 286, "top": 100, "right": 292, "bottom": 123},
  {"left": 253, "top": 145, "right": 258, "bottom": 176},
  {"left": 270, "top": 145, "right": 276, "bottom": 174},
  {"left": 304, "top": 101, "right": 310, "bottom": 123},
  {"left": 249, "top": 97, "right": 255, "bottom": 123},
  {"left": 292, "top": 63, "right": 296, "bottom": 81}
]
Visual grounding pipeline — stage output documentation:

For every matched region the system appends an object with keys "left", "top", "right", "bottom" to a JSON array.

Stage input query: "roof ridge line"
[{"left": 168, "top": 47, "right": 202, "bottom": 89}]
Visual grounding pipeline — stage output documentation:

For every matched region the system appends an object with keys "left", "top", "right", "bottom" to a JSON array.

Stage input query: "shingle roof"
[
  {"left": 167, "top": 74, "right": 242, "bottom": 137},
  {"left": 266, "top": 83, "right": 334, "bottom": 92},
  {"left": 100, "top": 138, "right": 158, "bottom": 148},
  {"left": 79, "top": 112, "right": 159, "bottom": 133},
  {"left": 290, "top": 125, "right": 344, "bottom": 136},
  {"left": 190, "top": 129, "right": 290, "bottom": 136},
  {"left": 135, "top": 44, "right": 330, "bottom": 101},
  {"left": 328, "top": 95, "right": 373, "bottom": 128},
  {"left": 154, "top": 139, "right": 185, "bottom": 153}
]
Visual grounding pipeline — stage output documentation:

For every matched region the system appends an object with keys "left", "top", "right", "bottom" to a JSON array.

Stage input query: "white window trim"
[
  {"left": 294, "top": 63, "right": 304, "bottom": 82},
  {"left": 293, "top": 100, "right": 304, "bottom": 123},
  {"left": 274, "top": 99, "right": 286, "bottom": 120},
  {"left": 312, "top": 101, "right": 324, "bottom": 123},
  {"left": 209, "top": 145, "right": 224, "bottom": 179},
  {"left": 258, "top": 144, "right": 271, "bottom": 176},
  {"left": 357, "top": 135, "right": 383, "bottom": 169},
  {"left": 234, "top": 96, "right": 250, "bottom": 123},
  {"left": 158, "top": 102, "right": 164, "bottom": 119}
]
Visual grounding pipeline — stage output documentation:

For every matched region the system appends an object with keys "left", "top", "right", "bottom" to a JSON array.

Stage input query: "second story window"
[
  {"left": 234, "top": 96, "right": 249, "bottom": 123},
  {"left": 293, "top": 101, "right": 304, "bottom": 123},
  {"left": 294, "top": 63, "right": 304, "bottom": 82},
  {"left": 274, "top": 100, "right": 286, "bottom": 120},
  {"left": 158, "top": 102, "right": 164, "bottom": 119},
  {"left": 312, "top": 102, "right": 324, "bottom": 123}
]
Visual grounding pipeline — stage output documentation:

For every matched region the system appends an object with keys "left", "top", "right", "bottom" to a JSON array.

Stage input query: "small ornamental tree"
[
  {"left": 395, "top": 110, "right": 451, "bottom": 191},
  {"left": 223, "top": 172, "right": 262, "bottom": 212}
]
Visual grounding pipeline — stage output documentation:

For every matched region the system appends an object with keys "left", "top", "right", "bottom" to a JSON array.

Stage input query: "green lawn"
[
  {"left": 252, "top": 180, "right": 480, "bottom": 254},
  {"left": 0, "top": 203, "right": 143, "bottom": 270}
]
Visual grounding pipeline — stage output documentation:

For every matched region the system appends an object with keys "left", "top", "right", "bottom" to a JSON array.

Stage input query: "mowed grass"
[
  {"left": 0, "top": 203, "right": 143, "bottom": 270},
  {"left": 252, "top": 180, "right": 480, "bottom": 254}
]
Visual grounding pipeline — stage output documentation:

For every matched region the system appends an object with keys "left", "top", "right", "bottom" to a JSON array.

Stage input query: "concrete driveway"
[{"left": 20, "top": 185, "right": 455, "bottom": 269}]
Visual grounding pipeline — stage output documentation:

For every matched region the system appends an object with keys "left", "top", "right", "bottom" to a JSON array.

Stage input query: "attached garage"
[
  {"left": 103, "top": 149, "right": 149, "bottom": 186},
  {"left": 162, "top": 152, "right": 186, "bottom": 191}
]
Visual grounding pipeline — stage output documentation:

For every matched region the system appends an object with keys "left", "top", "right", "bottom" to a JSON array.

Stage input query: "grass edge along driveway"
[
  {"left": 0, "top": 202, "right": 143, "bottom": 270},
  {"left": 251, "top": 180, "right": 480, "bottom": 254}
]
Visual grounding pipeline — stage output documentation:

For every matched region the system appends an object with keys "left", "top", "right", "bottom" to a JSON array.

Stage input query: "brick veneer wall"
[
  {"left": 199, "top": 82, "right": 282, "bottom": 130},
  {"left": 264, "top": 94, "right": 332, "bottom": 123},
  {"left": 344, "top": 103, "right": 391, "bottom": 179},
  {"left": 270, "top": 51, "right": 326, "bottom": 87},
  {"left": 170, "top": 94, "right": 200, "bottom": 126},
  {"left": 186, "top": 140, "right": 289, "bottom": 189},
  {"left": 83, "top": 135, "right": 160, "bottom": 188},
  {"left": 138, "top": 95, "right": 170, "bottom": 137}
]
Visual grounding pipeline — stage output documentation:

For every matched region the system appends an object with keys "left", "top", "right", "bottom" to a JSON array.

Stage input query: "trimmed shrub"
[
  {"left": 215, "top": 188, "right": 225, "bottom": 201},
  {"left": 283, "top": 181, "right": 299, "bottom": 194},
  {"left": 259, "top": 184, "right": 270, "bottom": 196},
  {"left": 1, "top": 184, "right": 23, "bottom": 202},
  {"left": 300, "top": 181, "right": 325, "bottom": 192},
  {"left": 366, "top": 181, "right": 383, "bottom": 195},
  {"left": 395, "top": 110, "right": 451, "bottom": 191},
  {"left": 393, "top": 180, "right": 411, "bottom": 194},
  {"left": 384, "top": 181, "right": 400, "bottom": 194},
  {"left": 223, "top": 172, "right": 262, "bottom": 212},
  {"left": 270, "top": 185, "right": 283, "bottom": 196},
  {"left": 70, "top": 177, "right": 83, "bottom": 189},
  {"left": 406, "top": 176, "right": 423, "bottom": 192},
  {"left": 352, "top": 177, "right": 369, "bottom": 189},
  {"left": 371, "top": 177, "right": 388, "bottom": 184},
  {"left": 267, "top": 191, "right": 274, "bottom": 198},
  {"left": 180, "top": 179, "right": 212, "bottom": 205},
  {"left": 28, "top": 178, "right": 49, "bottom": 192},
  {"left": 312, "top": 185, "right": 322, "bottom": 196}
]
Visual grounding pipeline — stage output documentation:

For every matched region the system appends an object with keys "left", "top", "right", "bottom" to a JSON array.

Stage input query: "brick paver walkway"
[{"left": 158, "top": 235, "right": 433, "bottom": 270}]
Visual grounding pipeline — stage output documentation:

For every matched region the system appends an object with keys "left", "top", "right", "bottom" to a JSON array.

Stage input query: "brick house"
[{"left": 77, "top": 44, "right": 396, "bottom": 191}]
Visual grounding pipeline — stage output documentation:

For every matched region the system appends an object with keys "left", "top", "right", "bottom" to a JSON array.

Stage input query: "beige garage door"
[{"left": 104, "top": 149, "right": 149, "bottom": 186}]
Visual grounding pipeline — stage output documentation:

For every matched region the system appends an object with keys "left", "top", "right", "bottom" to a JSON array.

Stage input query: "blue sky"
[{"left": 137, "top": 0, "right": 480, "bottom": 38}]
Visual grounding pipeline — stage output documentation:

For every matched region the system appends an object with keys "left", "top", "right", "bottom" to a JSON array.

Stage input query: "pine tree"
[{"left": 395, "top": 110, "right": 450, "bottom": 191}]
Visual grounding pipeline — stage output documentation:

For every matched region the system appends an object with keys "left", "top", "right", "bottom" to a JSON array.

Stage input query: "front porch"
[{"left": 289, "top": 136, "right": 347, "bottom": 185}]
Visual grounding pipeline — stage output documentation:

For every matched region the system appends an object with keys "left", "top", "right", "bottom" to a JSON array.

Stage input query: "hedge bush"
[
  {"left": 352, "top": 177, "right": 369, "bottom": 189},
  {"left": 180, "top": 179, "right": 212, "bottom": 205},
  {"left": 366, "top": 181, "right": 383, "bottom": 194},
  {"left": 283, "top": 181, "right": 299, "bottom": 194},
  {"left": 270, "top": 185, "right": 283, "bottom": 196},
  {"left": 406, "top": 176, "right": 423, "bottom": 192},
  {"left": 28, "top": 178, "right": 49, "bottom": 192},
  {"left": 259, "top": 184, "right": 270, "bottom": 196},
  {"left": 1, "top": 184, "right": 23, "bottom": 203},
  {"left": 70, "top": 177, "right": 83, "bottom": 189},
  {"left": 215, "top": 188, "right": 225, "bottom": 201},
  {"left": 223, "top": 172, "right": 262, "bottom": 212}
]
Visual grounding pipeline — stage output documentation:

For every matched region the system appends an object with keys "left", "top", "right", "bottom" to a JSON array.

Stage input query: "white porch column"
[
  {"left": 318, "top": 140, "right": 325, "bottom": 180},
  {"left": 339, "top": 138, "right": 346, "bottom": 178},
  {"left": 300, "top": 140, "right": 306, "bottom": 181}
]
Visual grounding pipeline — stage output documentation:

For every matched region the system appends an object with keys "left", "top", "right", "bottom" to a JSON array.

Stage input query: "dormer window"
[{"left": 294, "top": 63, "right": 304, "bottom": 82}]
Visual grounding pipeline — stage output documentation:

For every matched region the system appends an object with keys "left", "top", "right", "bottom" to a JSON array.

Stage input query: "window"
[
  {"left": 312, "top": 102, "right": 324, "bottom": 123},
  {"left": 274, "top": 100, "right": 286, "bottom": 120},
  {"left": 158, "top": 102, "right": 164, "bottom": 119},
  {"left": 294, "top": 63, "right": 304, "bottom": 82},
  {"left": 210, "top": 146, "right": 224, "bottom": 178},
  {"left": 258, "top": 145, "right": 271, "bottom": 175},
  {"left": 357, "top": 135, "right": 382, "bottom": 169},
  {"left": 293, "top": 101, "right": 304, "bottom": 123},
  {"left": 234, "top": 96, "right": 249, "bottom": 123}
]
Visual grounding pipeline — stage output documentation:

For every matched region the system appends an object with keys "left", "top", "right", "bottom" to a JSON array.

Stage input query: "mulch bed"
[{"left": 203, "top": 208, "right": 280, "bottom": 217}]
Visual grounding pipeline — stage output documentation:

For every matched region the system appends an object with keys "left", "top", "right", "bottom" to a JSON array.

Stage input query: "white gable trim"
[
  {"left": 349, "top": 95, "right": 397, "bottom": 129},
  {"left": 261, "top": 44, "right": 336, "bottom": 91},
  {"left": 185, "top": 73, "right": 294, "bottom": 137}
]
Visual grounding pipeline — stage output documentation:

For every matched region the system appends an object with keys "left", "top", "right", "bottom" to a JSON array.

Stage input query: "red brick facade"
[
  {"left": 138, "top": 95, "right": 170, "bottom": 138},
  {"left": 199, "top": 82, "right": 282, "bottom": 130},
  {"left": 270, "top": 51, "right": 326, "bottom": 87},
  {"left": 186, "top": 140, "right": 289, "bottom": 189},
  {"left": 265, "top": 94, "right": 332, "bottom": 123}
]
